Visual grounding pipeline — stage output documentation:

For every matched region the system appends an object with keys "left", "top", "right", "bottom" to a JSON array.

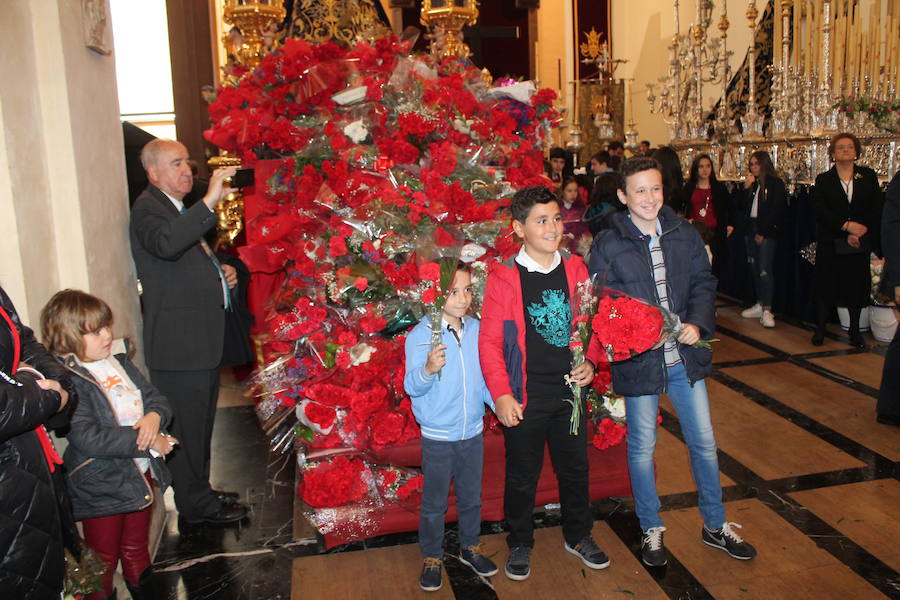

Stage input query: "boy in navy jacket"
[
  {"left": 588, "top": 157, "right": 756, "bottom": 567},
  {"left": 404, "top": 264, "right": 497, "bottom": 592}
]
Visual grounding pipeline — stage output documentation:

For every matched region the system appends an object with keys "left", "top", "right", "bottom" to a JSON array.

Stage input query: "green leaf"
[
  {"left": 295, "top": 425, "right": 315, "bottom": 443},
  {"left": 438, "top": 256, "right": 459, "bottom": 293}
]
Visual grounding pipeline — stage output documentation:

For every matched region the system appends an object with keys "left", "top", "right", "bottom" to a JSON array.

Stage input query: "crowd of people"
[
  {"left": 545, "top": 134, "right": 892, "bottom": 339},
  {"left": 1, "top": 132, "right": 897, "bottom": 598}
]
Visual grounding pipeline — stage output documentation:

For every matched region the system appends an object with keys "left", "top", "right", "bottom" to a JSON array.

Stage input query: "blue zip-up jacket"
[
  {"left": 588, "top": 205, "right": 718, "bottom": 396},
  {"left": 404, "top": 316, "right": 494, "bottom": 442}
]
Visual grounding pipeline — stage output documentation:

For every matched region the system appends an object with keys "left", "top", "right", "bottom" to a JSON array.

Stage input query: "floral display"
[
  {"left": 203, "top": 34, "right": 564, "bottom": 539},
  {"left": 833, "top": 96, "right": 900, "bottom": 133}
]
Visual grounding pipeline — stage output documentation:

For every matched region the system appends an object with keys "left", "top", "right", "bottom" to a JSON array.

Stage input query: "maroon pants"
[{"left": 81, "top": 478, "right": 153, "bottom": 599}]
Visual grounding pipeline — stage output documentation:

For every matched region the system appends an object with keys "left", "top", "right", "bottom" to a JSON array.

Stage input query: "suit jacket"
[
  {"left": 811, "top": 165, "right": 883, "bottom": 247},
  {"left": 130, "top": 185, "right": 225, "bottom": 371}
]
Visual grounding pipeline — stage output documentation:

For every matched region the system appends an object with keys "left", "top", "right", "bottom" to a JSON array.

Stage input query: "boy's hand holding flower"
[
  {"left": 424, "top": 344, "right": 447, "bottom": 376},
  {"left": 568, "top": 360, "right": 595, "bottom": 387},
  {"left": 133, "top": 412, "right": 161, "bottom": 452},
  {"left": 677, "top": 323, "right": 700, "bottom": 345}
]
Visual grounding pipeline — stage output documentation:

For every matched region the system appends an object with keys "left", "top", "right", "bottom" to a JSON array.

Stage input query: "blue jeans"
[
  {"left": 419, "top": 435, "right": 484, "bottom": 558},
  {"left": 744, "top": 233, "right": 777, "bottom": 308},
  {"left": 624, "top": 362, "right": 725, "bottom": 531}
]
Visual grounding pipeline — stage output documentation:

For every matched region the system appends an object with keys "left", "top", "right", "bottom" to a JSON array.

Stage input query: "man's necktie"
[{"left": 181, "top": 206, "right": 232, "bottom": 311}]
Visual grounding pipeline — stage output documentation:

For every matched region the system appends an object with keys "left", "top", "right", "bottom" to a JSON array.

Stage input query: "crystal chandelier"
[{"left": 646, "top": 0, "right": 733, "bottom": 142}]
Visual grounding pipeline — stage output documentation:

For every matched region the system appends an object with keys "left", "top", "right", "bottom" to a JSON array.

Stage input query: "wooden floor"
[{"left": 290, "top": 302, "right": 900, "bottom": 600}]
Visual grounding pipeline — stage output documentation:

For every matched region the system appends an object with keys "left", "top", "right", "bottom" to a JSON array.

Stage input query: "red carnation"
[
  {"left": 418, "top": 262, "right": 441, "bottom": 283},
  {"left": 328, "top": 235, "right": 348, "bottom": 258},
  {"left": 305, "top": 402, "right": 337, "bottom": 430},
  {"left": 592, "top": 418, "right": 626, "bottom": 450},
  {"left": 397, "top": 475, "right": 424, "bottom": 500},
  {"left": 370, "top": 409, "right": 406, "bottom": 447}
]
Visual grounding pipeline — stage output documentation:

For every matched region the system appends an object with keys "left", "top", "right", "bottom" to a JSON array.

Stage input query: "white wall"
[{"left": 0, "top": 1, "right": 140, "bottom": 342}]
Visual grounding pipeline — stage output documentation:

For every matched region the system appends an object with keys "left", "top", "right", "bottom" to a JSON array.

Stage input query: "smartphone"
[{"left": 231, "top": 168, "right": 255, "bottom": 188}]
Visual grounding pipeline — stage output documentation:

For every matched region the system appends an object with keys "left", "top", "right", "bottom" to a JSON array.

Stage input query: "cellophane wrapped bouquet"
[{"left": 204, "top": 33, "right": 561, "bottom": 542}]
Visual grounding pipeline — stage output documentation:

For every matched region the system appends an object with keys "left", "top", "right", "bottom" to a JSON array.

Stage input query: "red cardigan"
[{"left": 479, "top": 250, "right": 602, "bottom": 410}]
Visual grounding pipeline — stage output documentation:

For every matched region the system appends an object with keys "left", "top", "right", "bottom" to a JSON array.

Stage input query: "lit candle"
[
  {"left": 805, "top": 0, "right": 816, "bottom": 77},
  {"left": 675, "top": 0, "right": 681, "bottom": 37},
  {"left": 793, "top": 0, "right": 801, "bottom": 68},
  {"left": 774, "top": 1, "right": 782, "bottom": 68},
  {"left": 837, "top": 2, "right": 848, "bottom": 94}
]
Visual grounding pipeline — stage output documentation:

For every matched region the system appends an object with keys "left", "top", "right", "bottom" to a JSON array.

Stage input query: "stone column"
[{"left": 0, "top": 0, "right": 140, "bottom": 345}]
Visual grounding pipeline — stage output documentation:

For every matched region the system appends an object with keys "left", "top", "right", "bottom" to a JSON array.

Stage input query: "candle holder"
[
  {"left": 421, "top": 0, "right": 479, "bottom": 60},
  {"left": 222, "top": 0, "right": 286, "bottom": 68},
  {"left": 646, "top": 0, "right": 732, "bottom": 142}
]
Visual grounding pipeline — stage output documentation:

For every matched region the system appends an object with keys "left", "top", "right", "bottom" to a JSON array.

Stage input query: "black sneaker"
[
  {"left": 419, "top": 557, "right": 442, "bottom": 592},
  {"left": 504, "top": 545, "right": 532, "bottom": 581},
  {"left": 640, "top": 526, "right": 668, "bottom": 567},
  {"left": 459, "top": 544, "right": 499, "bottom": 577},
  {"left": 564, "top": 535, "right": 611, "bottom": 569},
  {"left": 702, "top": 522, "right": 757, "bottom": 560}
]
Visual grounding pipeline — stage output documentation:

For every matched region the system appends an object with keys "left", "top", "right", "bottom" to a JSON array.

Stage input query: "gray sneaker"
[
  {"left": 702, "top": 522, "right": 757, "bottom": 560},
  {"left": 564, "top": 535, "right": 610, "bottom": 569},
  {"left": 459, "top": 544, "right": 498, "bottom": 577},
  {"left": 504, "top": 545, "right": 532, "bottom": 581}
]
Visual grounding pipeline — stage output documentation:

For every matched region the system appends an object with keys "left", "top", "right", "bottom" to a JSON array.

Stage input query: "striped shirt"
[{"left": 645, "top": 220, "right": 681, "bottom": 367}]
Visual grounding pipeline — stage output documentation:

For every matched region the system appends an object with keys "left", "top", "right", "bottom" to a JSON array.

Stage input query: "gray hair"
[{"left": 140, "top": 138, "right": 181, "bottom": 171}]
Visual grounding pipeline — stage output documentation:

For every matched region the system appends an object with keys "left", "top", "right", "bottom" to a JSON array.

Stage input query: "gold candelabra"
[
  {"left": 222, "top": 0, "right": 286, "bottom": 69},
  {"left": 421, "top": 0, "right": 480, "bottom": 60},
  {"left": 214, "top": 1, "right": 285, "bottom": 247}
]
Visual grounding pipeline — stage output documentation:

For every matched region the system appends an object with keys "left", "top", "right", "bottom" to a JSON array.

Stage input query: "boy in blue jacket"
[
  {"left": 404, "top": 264, "right": 497, "bottom": 592},
  {"left": 588, "top": 157, "right": 756, "bottom": 568}
]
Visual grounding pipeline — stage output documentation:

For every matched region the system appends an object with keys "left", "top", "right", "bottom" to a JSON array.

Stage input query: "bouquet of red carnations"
[
  {"left": 563, "top": 278, "right": 598, "bottom": 435},
  {"left": 590, "top": 289, "right": 716, "bottom": 362}
]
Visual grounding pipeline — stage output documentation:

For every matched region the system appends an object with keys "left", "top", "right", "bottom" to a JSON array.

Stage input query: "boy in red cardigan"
[{"left": 479, "top": 186, "right": 607, "bottom": 581}]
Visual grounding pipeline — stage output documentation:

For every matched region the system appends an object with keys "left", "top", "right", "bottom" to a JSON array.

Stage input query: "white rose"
[
  {"left": 603, "top": 395, "right": 626, "bottom": 420},
  {"left": 343, "top": 120, "right": 369, "bottom": 143}
]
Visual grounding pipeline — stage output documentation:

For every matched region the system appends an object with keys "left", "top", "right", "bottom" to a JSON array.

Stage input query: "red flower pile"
[
  {"left": 299, "top": 455, "right": 370, "bottom": 508},
  {"left": 205, "top": 34, "right": 564, "bottom": 540},
  {"left": 591, "top": 296, "right": 665, "bottom": 361}
]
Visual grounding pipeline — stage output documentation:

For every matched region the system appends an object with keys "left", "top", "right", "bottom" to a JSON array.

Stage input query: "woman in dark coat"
[
  {"left": 685, "top": 153, "right": 733, "bottom": 276},
  {"left": 736, "top": 150, "right": 788, "bottom": 328},
  {"left": 0, "top": 286, "right": 79, "bottom": 599},
  {"left": 810, "top": 132, "right": 884, "bottom": 348}
]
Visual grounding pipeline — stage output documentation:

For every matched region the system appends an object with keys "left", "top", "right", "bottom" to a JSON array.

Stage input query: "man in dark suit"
[{"left": 130, "top": 139, "right": 247, "bottom": 524}]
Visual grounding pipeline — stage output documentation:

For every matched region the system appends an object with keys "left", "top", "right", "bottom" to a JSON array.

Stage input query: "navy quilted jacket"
[{"left": 587, "top": 206, "right": 718, "bottom": 396}]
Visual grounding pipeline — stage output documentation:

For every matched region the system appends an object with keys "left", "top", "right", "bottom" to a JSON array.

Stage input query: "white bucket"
[
  {"left": 868, "top": 305, "right": 898, "bottom": 343},
  {"left": 836, "top": 306, "right": 870, "bottom": 332}
]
